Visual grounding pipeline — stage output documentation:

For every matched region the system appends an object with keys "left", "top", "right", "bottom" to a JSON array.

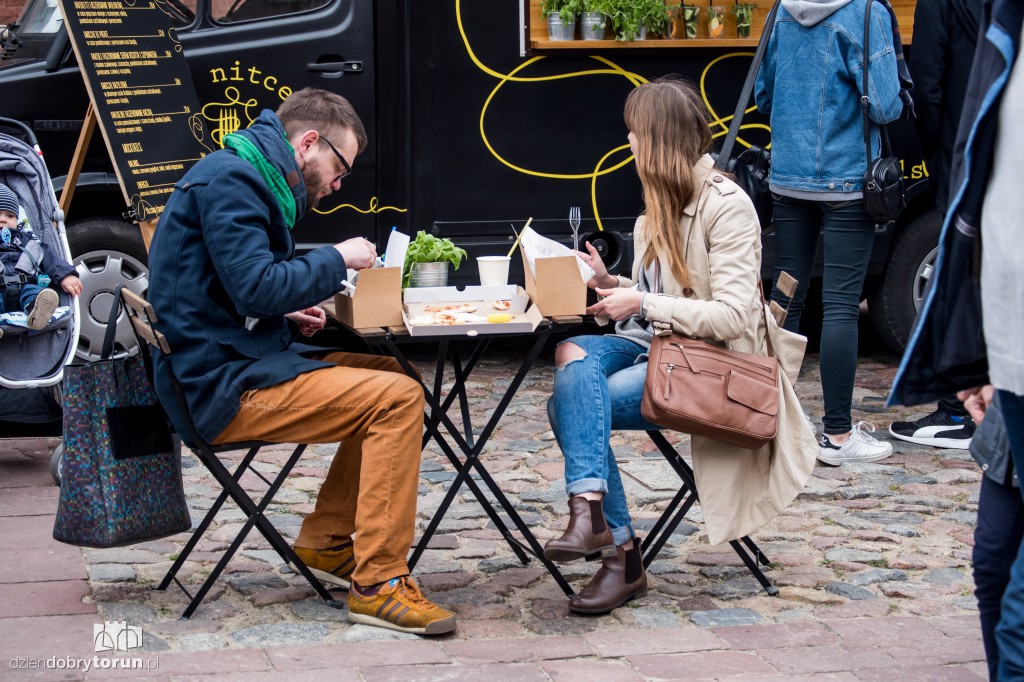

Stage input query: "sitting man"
[{"left": 147, "top": 87, "right": 455, "bottom": 635}]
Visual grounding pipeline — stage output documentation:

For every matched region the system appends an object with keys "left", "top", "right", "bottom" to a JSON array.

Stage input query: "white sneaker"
[{"left": 817, "top": 421, "right": 894, "bottom": 466}]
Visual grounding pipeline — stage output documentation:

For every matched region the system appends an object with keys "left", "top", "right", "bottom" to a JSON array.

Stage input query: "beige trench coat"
[{"left": 609, "top": 155, "right": 816, "bottom": 546}]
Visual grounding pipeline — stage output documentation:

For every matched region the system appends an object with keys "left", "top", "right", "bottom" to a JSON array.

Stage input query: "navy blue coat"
[
  {"left": 889, "top": 0, "right": 1024, "bottom": 408},
  {"left": 148, "top": 111, "right": 348, "bottom": 442}
]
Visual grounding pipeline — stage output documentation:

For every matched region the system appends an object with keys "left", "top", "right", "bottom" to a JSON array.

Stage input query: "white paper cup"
[{"left": 477, "top": 256, "right": 511, "bottom": 286}]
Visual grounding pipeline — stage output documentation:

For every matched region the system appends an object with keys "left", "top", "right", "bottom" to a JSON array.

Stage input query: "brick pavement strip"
[{"left": 0, "top": 350, "right": 992, "bottom": 679}]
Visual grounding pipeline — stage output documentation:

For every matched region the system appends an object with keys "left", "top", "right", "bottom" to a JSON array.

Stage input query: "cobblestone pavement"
[{"left": 1, "top": 337, "right": 989, "bottom": 680}]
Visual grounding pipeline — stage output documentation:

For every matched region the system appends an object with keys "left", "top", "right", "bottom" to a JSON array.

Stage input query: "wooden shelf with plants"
[{"left": 526, "top": 0, "right": 917, "bottom": 51}]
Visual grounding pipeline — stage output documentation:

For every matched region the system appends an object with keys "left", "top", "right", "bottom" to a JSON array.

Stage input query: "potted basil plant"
[
  {"left": 604, "top": 0, "right": 674, "bottom": 41},
  {"left": 581, "top": 0, "right": 609, "bottom": 40},
  {"left": 542, "top": 0, "right": 583, "bottom": 40},
  {"left": 403, "top": 230, "right": 468, "bottom": 289}
]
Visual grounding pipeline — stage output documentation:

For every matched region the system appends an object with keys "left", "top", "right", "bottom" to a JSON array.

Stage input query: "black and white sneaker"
[
  {"left": 817, "top": 422, "right": 894, "bottom": 466},
  {"left": 889, "top": 410, "right": 974, "bottom": 449}
]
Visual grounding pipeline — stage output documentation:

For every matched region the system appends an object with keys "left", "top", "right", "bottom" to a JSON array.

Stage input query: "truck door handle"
[{"left": 307, "top": 61, "right": 363, "bottom": 77}]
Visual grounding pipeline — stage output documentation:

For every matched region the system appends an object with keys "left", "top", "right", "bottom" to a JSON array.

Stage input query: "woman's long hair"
[{"left": 624, "top": 77, "right": 712, "bottom": 289}]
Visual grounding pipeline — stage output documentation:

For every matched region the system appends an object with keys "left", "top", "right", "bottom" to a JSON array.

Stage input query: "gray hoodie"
[{"left": 781, "top": 0, "right": 857, "bottom": 26}]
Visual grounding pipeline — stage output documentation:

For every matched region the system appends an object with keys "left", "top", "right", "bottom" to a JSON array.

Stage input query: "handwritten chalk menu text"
[{"left": 58, "top": 0, "right": 212, "bottom": 221}]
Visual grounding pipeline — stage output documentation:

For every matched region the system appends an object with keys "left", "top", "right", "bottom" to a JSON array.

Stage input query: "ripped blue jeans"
[{"left": 547, "top": 334, "right": 659, "bottom": 546}]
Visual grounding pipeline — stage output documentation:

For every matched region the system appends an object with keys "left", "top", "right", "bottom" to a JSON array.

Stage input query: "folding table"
[{"left": 344, "top": 317, "right": 582, "bottom": 597}]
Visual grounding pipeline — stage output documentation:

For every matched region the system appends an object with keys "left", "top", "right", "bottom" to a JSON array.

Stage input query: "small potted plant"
[
  {"left": 542, "top": 0, "right": 583, "bottom": 41},
  {"left": 637, "top": 0, "right": 674, "bottom": 38},
  {"left": 403, "top": 230, "right": 468, "bottom": 288},
  {"left": 580, "top": 0, "right": 608, "bottom": 40},
  {"left": 604, "top": 0, "right": 672, "bottom": 41},
  {"left": 733, "top": 2, "right": 755, "bottom": 38}
]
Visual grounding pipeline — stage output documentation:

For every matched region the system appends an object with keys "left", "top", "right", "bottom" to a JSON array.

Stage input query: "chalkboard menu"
[{"left": 57, "top": 0, "right": 212, "bottom": 222}]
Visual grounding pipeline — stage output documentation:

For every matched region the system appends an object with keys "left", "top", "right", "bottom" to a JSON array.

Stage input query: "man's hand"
[
  {"left": 576, "top": 241, "right": 617, "bottom": 290},
  {"left": 286, "top": 306, "right": 327, "bottom": 337},
  {"left": 61, "top": 275, "right": 83, "bottom": 297},
  {"left": 957, "top": 384, "right": 995, "bottom": 424},
  {"left": 588, "top": 287, "right": 643, "bottom": 321},
  {"left": 335, "top": 237, "right": 377, "bottom": 270}
]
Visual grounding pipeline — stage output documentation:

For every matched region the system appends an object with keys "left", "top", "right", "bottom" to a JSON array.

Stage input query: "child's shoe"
[{"left": 27, "top": 288, "right": 58, "bottom": 331}]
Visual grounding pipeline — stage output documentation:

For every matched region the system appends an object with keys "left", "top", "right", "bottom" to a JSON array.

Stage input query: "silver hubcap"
[
  {"left": 912, "top": 246, "right": 939, "bottom": 314},
  {"left": 73, "top": 249, "right": 149, "bottom": 362}
]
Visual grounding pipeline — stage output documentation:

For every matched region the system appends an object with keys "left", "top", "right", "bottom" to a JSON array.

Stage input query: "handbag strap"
[
  {"left": 715, "top": 0, "right": 783, "bottom": 171},
  {"left": 100, "top": 284, "right": 160, "bottom": 388},
  {"left": 861, "top": 0, "right": 894, "bottom": 170},
  {"left": 100, "top": 284, "right": 122, "bottom": 361}
]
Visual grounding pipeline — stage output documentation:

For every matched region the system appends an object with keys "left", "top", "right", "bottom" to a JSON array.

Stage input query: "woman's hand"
[
  {"left": 286, "top": 306, "right": 327, "bottom": 336},
  {"left": 576, "top": 241, "right": 617, "bottom": 290},
  {"left": 588, "top": 287, "right": 643, "bottom": 321}
]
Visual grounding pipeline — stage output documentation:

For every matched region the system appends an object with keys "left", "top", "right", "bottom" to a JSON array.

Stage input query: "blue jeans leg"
[
  {"left": 997, "top": 390, "right": 1024, "bottom": 681},
  {"left": 548, "top": 335, "right": 658, "bottom": 546},
  {"left": 19, "top": 283, "right": 44, "bottom": 314},
  {"left": 770, "top": 195, "right": 874, "bottom": 435},
  {"left": 974, "top": 473, "right": 1024, "bottom": 680}
]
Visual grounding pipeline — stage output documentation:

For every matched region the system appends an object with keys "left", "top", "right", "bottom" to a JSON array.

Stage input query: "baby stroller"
[{"left": 0, "top": 117, "right": 81, "bottom": 478}]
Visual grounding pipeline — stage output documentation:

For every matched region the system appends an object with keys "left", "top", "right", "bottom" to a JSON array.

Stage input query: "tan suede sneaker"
[
  {"left": 348, "top": 576, "right": 456, "bottom": 635},
  {"left": 289, "top": 543, "right": 355, "bottom": 589},
  {"left": 27, "top": 288, "right": 58, "bottom": 331}
]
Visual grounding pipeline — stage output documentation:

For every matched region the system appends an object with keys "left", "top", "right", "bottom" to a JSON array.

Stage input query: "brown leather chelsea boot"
[
  {"left": 542, "top": 496, "right": 616, "bottom": 563},
  {"left": 568, "top": 541, "right": 648, "bottom": 614}
]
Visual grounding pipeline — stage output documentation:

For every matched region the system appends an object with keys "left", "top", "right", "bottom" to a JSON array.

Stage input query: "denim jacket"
[{"left": 755, "top": 0, "right": 904, "bottom": 198}]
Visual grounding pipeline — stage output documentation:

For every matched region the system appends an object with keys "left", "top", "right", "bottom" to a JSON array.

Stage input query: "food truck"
[{"left": 0, "top": 0, "right": 930, "bottom": 359}]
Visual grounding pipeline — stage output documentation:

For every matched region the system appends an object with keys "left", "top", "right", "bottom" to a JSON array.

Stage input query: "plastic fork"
[{"left": 569, "top": 206, "right": 581, "bottom": 252}]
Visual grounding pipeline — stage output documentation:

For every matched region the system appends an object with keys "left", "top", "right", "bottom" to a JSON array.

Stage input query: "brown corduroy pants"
[{"left": 213, "top": 351, "right": 423, "bottom": 585}]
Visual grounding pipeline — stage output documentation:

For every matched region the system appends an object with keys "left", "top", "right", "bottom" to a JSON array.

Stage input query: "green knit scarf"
[{"left": 223, "top": 132, "right": 297, "bottom": 229}]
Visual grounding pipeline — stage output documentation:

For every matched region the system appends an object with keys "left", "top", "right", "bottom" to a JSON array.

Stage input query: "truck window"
[
  {"left": 17, "top": 0, "right": 63, "bottom": 34},
  {"left": 212, "top": 0, "right": 330, "bottom": 24}
]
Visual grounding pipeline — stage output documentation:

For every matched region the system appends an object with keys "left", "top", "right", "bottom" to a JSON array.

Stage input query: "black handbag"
[
  {"left": 712, "top": 0, "right": 781, "bottom": 229},
  {"left": 860, "top": 0, "right": 906, "bottom": 224}
]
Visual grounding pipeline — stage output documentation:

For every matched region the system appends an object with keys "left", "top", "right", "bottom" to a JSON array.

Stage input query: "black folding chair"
[
  {"left": 640, "top": 430, "right": 778, "bottom": 596},
  {"left": 116, "top": 287, "right": 344, "bottom": 618}
]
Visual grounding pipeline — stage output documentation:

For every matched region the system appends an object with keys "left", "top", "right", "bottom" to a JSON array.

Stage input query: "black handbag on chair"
[
  {"left": 860, "top": 0, "right": 906, "bottom": 224},
  {"left": 712, "top": 0, "right": 781, "bottom": 230}
]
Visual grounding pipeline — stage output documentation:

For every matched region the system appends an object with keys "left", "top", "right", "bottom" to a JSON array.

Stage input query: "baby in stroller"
[{"left": 0, "top": 183, "right": 81, "bottom": 336}]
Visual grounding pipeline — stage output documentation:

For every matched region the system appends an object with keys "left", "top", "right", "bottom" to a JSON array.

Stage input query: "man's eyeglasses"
[{"left": 318, "top": 133, "right": 352, "bottom": 181}]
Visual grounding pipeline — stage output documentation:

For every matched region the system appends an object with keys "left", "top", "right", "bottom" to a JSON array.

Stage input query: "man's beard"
[{"left": 302, "top": 165, "right": 325, "bottom": 210}]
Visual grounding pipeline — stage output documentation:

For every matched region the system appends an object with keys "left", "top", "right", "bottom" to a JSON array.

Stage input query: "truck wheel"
[
  {"left": 868, "top": 210, "right": 941, "bottom": 354},
  {"left": 67, "top": 218, "right": 150, "bottom": 363}
]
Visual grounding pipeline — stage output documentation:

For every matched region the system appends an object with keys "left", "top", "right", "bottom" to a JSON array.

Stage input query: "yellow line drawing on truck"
[{"left": 455, "top": 0, "right": 770, "bottom": 232}]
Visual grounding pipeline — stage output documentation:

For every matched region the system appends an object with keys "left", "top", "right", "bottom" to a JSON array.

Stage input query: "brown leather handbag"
[{"left": 641, "top": 281, "right": 779, "bottom": 450}]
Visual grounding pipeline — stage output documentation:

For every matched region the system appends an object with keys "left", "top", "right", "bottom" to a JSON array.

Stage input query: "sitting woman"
[{"left": 544, "top": 76, "right": 815, "bottom": 615}]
